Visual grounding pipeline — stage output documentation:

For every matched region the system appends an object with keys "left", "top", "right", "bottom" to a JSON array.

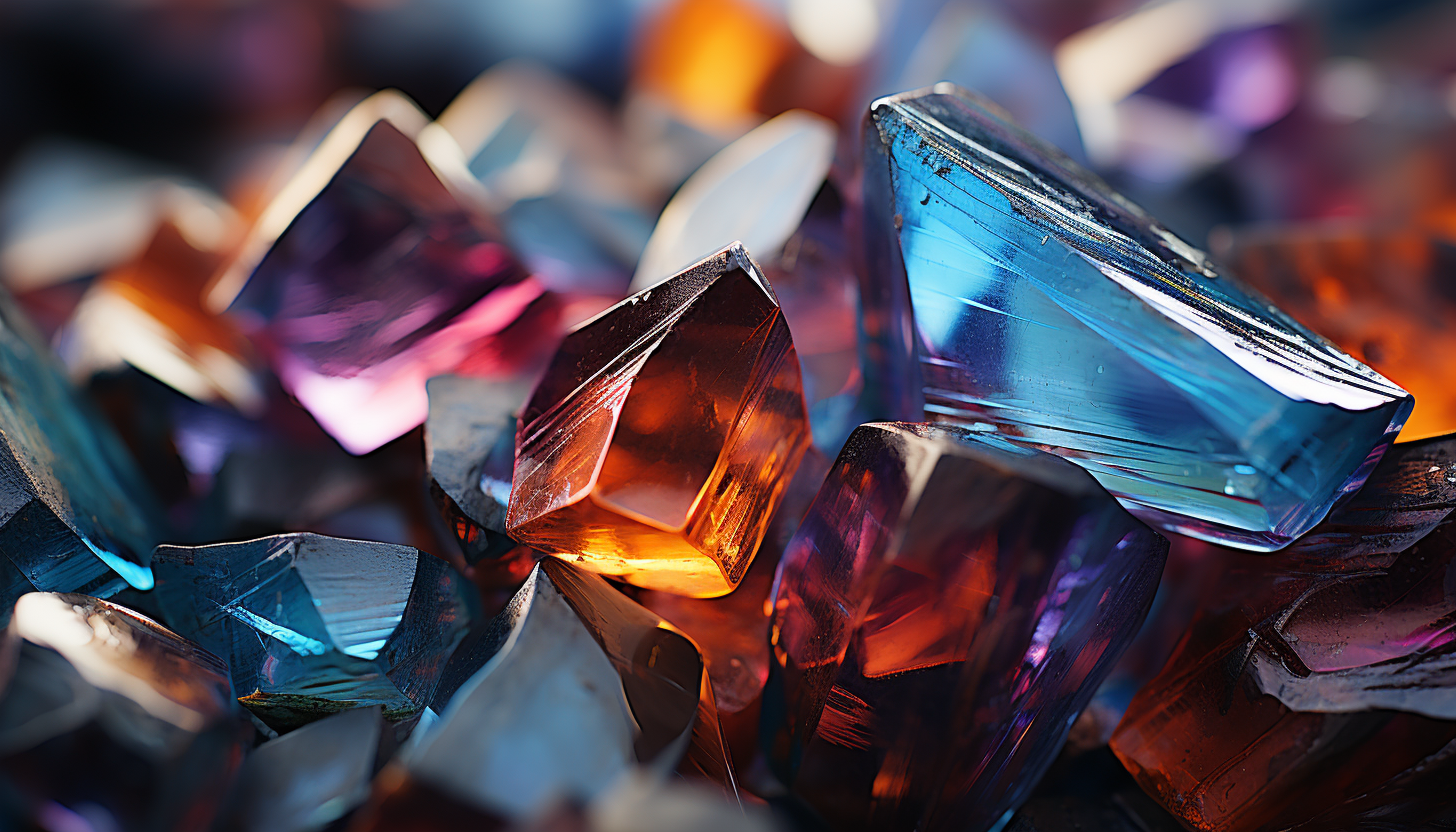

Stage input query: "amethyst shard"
[
  {"left": 0, "top": 593, "right": 242, "bottom": 830},
  {"left": 861, "top": 83, "right": 1412, "bottom": 550},
  {"left": 152, "top": 533, "right": 478, "bottom": 732},
  {"left": 423, "top": 375, "right": 531, "bottom": 563},
  {"left": 0, "top": 287, "right": 164, "bottom": 615},
  {"left": 383, "top": 559, "right": 731, "bottom": 824},
  {"left": 764, "top": 422, "right": 1167, "bottom": 832}
]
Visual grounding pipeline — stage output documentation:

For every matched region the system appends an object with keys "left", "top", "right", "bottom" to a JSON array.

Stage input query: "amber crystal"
[
  {"left": 507, "top": 243, "right": 810, "bottom": 597},
  {"left": 1111, "top": 434, "right": 1456, "bottom": 832}
]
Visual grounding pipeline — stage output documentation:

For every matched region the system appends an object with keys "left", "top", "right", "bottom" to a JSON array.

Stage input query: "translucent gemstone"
[
  {"left": 152, "top": 532, "right": 478, "bottom": 731},
  {"left": 213, "top": 91, "right": 558, "bottom": 454},
  {"left": 386, "top": 559, "right": 728, "bottom": 823},
  {"left": 766, "top": 422, "right": 1167, "bottom": 832},
  {"left": 863, "top": 84, "right": 1413, "bottom": 550},
  {"left": 0, "top": 593, "right": 242, "bottom": 830},
  {"left": 630, "top": 112, "right": 867, "bottom": 452},
  {"left": 508, "top": 243, "right": 810, "bottom": 597},
  {"left": 1111, "top": 434, "right": 1456, "bottom": 832},
  {"left": 1219, "top": 224, "right": 1456, "bottom": 441},
  {"left": 0, "top": 289, "right": 164, "bottom": 614},
  {"left": 424, "top": 375, "right": 530, "bottom": 563}
]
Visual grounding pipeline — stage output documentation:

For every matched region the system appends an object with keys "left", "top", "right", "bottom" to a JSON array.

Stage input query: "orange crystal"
[{"left": 507, "top": 242, "right": 810, "bottom": 598}]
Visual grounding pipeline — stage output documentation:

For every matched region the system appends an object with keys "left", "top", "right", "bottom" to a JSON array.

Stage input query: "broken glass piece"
[
  {"left": 152, "top": 532, "right": 478, "bottom": 731},
  {"left": 767, "top": 422, "right": 1167, "bottom": 832},
  {"left": 863, "top": 84, "right": 1413, "bottom": 550},
  {"left": 508, "top": 243, "right": 810, "bottom": 597}
]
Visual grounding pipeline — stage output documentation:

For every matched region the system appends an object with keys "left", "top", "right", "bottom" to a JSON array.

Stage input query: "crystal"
[
  {"left": 423, "top": 375, "right": 530, "bottom": 563},
  {"left": 152, "top": 532, "right": 478, "bottom": 731},
  {"left": 0, "top": 287, "right": 164, "bottom": 615},
  {"left": 862, "top": 84, "right": 1413, "bottom": 550},
  {"left": 766, "top": 422, "right": 1167, "bottom": 832},
  {"left": 1110, "top": 433, "right": 1456, "bottom": 832},
  {"left": 211, "top": 91, "right": 559, "bottom": 455},
  {"left": 508, "top": 242, "right": 810, "bottom": 597},
  {"left": 1218, "top": 224, "right": 1456, "bottom": 441},
  {"left": 630, "top": 112, "right": 866, "bottom": 451},
  {"left": 380, "top": 559, "right": 727, "bottom": 823},
  {"left": 1001, "top": 748, "right": 1184, "bottom": 832},
  {"left": 0, "top": 593, "right": 242, "bottom": 830},
  {"left": 217, "top": 705, "right": 384, "bottom": 832}
]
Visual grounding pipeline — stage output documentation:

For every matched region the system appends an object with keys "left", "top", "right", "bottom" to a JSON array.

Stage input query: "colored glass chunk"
[
  {"left": 862, "top": 83, "right": 1413, "bottom": 550},
  {"left": 508, "top": 242, "right": 810, "bottom": 597},
  {"left": 0, "top": 593, "right": 242, "bottom": 830},
  {"left": 1111, "top": 433, "right": 1456, "bottom": 832},
  {"left": 766, "top": 422, "right": 1167, "bottom": 832},
  {"left": 213, "top": 91, "right": 558, "bottom": 454},
  {"left": 0, "top": 287, "right": 164, "bottom": 613},
  {"left": 384, "top": 559, "right": 728, "bottom": 823},
  {"left": 1220, "top": 224, "right": 1456, "bottom": 441},
  {"left": 152, "top": 532, "right": 478, "bottom": 731}
]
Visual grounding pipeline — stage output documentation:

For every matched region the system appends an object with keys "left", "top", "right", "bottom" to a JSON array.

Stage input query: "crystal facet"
[
  {"left": 508, "top": 243, "right": 810, "bottom": 597},
  {"left": 863, "top": 84, "right": 1413, "bottom": 549},
  {"left": 1111, "top": 433, "right": 1456, "bottom": 832},
  {"left": 766, "top": 422, "right": 1167, "bottom": 832},
  {"left": 153, "top": 532, "right": 478, "bottom": 731},
  {"left": 0, "top": 593, "right": 242, "bottom": 830}
]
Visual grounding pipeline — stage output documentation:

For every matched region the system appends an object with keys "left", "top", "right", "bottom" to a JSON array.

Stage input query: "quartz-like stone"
[
  {"left": 152, "top": 532, "right": 478, "bottom": 731},
  {"left": 212, "top": 91, "right": 559, "bottom": 455},
  {"left": 1218, "top": 223, "right": 1456, "bottom": 441},
  {"left": 863, "top": 84, "right": 1413, "bottom": 550},
  {"left": 508, "top": 243, "right": 810, "bottom": 597},
  {"left": 382, "top": 559, "right": 728, "bottom": 823},
  {"left": 424, "top": 375, "right": 529, "bottom": 563},
  {"left": 766, "top": 422, "right": 1167, "bottom": 832},
  {"left": 1111, "top": 433, "right": 1456, "bottom": 832},
  {"left": 0, "top": 287, "right": 164, "bottom": 614},
  {"left": 0, "top": 593, "right": 243, "bottom": 830}
]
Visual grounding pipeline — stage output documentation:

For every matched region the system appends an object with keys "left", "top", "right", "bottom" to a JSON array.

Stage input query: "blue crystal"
[
  {"left": 863, "top": 84, "right": 1413, "bottom": 549},
  {"left": 0, "top": 289, "right": 164, "bottom": 616},
  {"left": 152, "top": 533, "right": 479, "bottom": 731}
]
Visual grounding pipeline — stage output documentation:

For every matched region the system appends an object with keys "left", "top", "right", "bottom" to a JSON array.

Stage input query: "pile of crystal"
[
  {"left": 507, "top": 242, "right": 811, "bottom": 597},
  {"left": 766, "top": 422, "right": 1168, "bottom": 832},
  {"left": 0, "top": 592, "right": 243, "bottom": 829},
  {"left": 862, "top": 83, "right": 1413, "bottom": 549},
  {"left": 1111, "top": 433, "right": 1456, "bottom": 831},
  {"left": 152, "top": 532, "right": 478, "bottom": 731}
]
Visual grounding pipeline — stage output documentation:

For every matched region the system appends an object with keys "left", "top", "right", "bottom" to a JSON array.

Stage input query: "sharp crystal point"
[
  {"left": 152, "top": 532, "right": 478, "bottom": 731},
  {"left": 863, "top": 84, "right": 1413, "bottom": 550},
  {"left": 509, "top": 243, "right": 811, "bottom": 597},
  {"left": 767, "top": 422, "right": 1167, "bottom": 832}
]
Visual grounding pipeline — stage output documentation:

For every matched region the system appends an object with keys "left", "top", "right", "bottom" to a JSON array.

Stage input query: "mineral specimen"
[
  {"left": 0, "top": 593, "right": 242, "bottom": 830},
  {"left": 152, "top": 532, "right": 478, "bottom": 731},
  {"left": 1111, "top": 433, "right": 1456, "bottom": 832},
  {"left": 508, "top": 242, "right": 810, "bottom": 597},
  {"left": 862, "top": 83, "right": 1413, "bottom": 550},
  {"left": 766, "top": 422, "right": 1167, "bottom": 832},
  {"left": 211, "top": 90, "right": 558, "bottom": 454}
]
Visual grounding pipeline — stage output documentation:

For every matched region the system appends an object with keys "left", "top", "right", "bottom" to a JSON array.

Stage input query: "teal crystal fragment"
[
  {"left": 152, "top": 533, "right": 478, "bottom": 731},
  {"left": 863, "top": 84, "right": 1413, "bottom": 549},
  {"left": 0, "top": 289, "right": 164, "bottom": 615}
]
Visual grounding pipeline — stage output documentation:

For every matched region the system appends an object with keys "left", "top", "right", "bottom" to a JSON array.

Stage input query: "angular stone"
[
  {"left": 385, "top": 559, "right": 728, "bottom": 823},
  {"left": 862, "top": 84, "right": 1413, "bottom": 550},
  {"left": 0, "top": 287, "right": 164, "bottom": 615},
  {"left": 766, "top": 422, "right": 1167, "bottom": 832},
  {"left": 213, "top": 91, "right": 558, "bottom": 455},
  {"left": 423, "top": 375, "right": 529, "bottom": 563},
  {"left": 1111, "top": 433, "right": 1456, "bottom": 832},
  {"left": 152, "top": 532, "right": 478, "bottom": 731},
  {"left": 0, "top": 593, "right": 242, "bottom": 830},
  {"left": 1219, "top": 224, "right": 1456, "bottom": 441},
  {"left": 508, "top": 243, "right": 810, "bottom": 597}
]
